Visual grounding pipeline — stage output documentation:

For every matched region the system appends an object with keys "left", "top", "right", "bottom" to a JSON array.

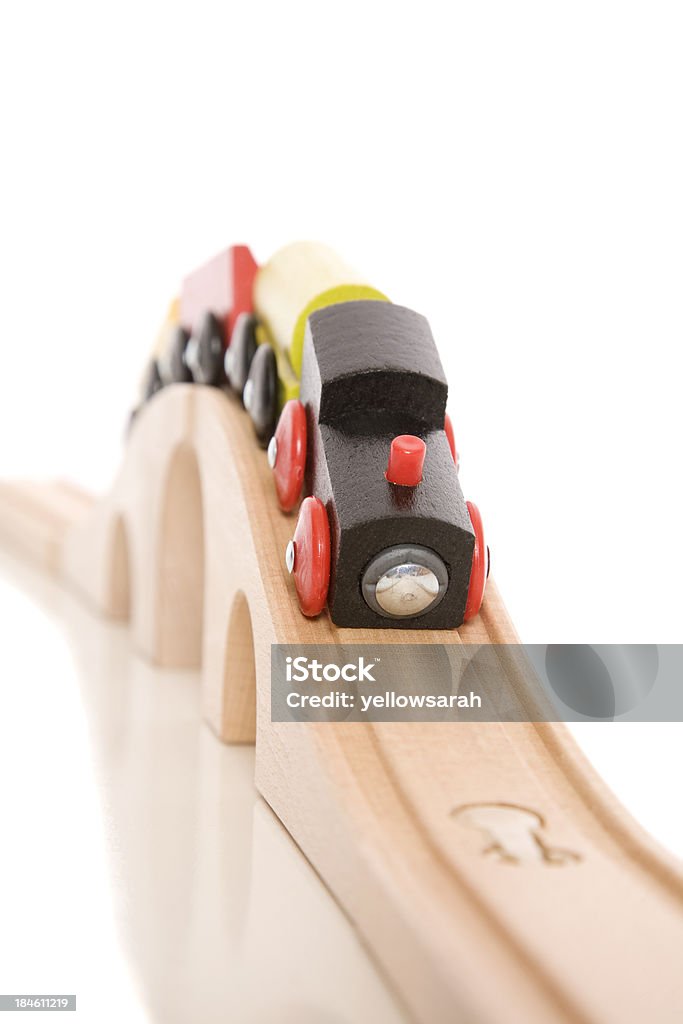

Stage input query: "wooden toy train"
[
  {"left": 5, "top": 240, "right": 683, "bottom": 1024},
  {"left": 132, "top": 242, "right": 489, "bottom": 629}
]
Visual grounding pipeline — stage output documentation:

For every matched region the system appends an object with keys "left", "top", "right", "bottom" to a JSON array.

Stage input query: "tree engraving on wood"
[{"left": 451, "top": 803, "right": 581, "bottom": 866}]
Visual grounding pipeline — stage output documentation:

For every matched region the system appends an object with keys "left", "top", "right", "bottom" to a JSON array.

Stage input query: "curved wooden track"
[{"left": 1, "top": 384, "right": 682, "bottom": 1024}]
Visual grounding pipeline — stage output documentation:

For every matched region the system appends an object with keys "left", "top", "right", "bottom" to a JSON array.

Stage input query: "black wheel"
[
  {"left": 244, "top": 343, "right": 278, "bottom": 447},
  {"left": 186, "top": 312, "right": 225, "bottom": 386},
  {"left": 125, "top": 404, "right": 140, "bottom": 437},
  {"left": 162, "top": 325, "right": 192, "bottom": 384},
  {"left": 142, "top": 358, "right": 164, "bottom": 401},
  {"left": 225, "top": 312, "right": 257, "bottom": 400}
]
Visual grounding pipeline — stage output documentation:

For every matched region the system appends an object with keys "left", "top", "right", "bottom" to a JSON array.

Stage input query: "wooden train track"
[{"left": 1, "top": 383, "right": 682, "bottom": 1024}]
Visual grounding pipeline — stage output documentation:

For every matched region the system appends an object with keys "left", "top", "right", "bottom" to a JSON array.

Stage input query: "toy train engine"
[{"left": 271, "top": 300, "right": 487, "bottom": 628}]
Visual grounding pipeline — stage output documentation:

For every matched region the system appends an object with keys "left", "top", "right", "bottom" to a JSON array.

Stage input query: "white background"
[{"left": 0, "top": 2, "right": 682, "bottom": 1022}]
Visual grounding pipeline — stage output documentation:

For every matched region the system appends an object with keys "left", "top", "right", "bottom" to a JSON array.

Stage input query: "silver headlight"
[{"left": 361, "top": 545, "right": 448, "bottom": 619}]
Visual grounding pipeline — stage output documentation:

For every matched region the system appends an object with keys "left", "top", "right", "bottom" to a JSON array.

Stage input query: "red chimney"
[{"left": 386, "top": 435, "right": 426, "bottom": 487}]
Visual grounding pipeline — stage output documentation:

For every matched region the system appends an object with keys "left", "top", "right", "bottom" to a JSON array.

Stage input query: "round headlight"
[{"left": 361, "top": 546, "right": 448, "bottom": 619}]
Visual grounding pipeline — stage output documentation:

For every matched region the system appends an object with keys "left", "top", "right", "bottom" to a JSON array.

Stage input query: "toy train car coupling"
[{"left": 131, "top": 242, "right": 488, "bottom": 630}]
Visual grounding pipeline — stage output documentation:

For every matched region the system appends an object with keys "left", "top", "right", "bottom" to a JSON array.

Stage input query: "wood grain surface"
[{"left": 1, "top": 384, "right": 682, "bottom": 1024}]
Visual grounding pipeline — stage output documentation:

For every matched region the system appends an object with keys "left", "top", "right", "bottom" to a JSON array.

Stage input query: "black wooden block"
[{"left": 301, "top": 301, "right": 448, "bottom": 434}]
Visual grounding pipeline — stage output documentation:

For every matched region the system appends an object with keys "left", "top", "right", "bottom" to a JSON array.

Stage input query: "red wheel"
[
  {"left": 269, "top": 399, "right": 307, "bottom": 512},
  {"left": 287, "top": 497, "right": 330, "bottom": 617},
  {"left": 464, "top": 500, "right": 487, "bottom": 621},
  {"left": 444, "top": 413, "right": 459, "bottom": 470}
]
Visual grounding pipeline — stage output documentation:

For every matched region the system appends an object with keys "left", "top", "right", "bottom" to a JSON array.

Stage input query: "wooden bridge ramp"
[{"left": 1, "top": 383, "right": 682, "bottom": 1024}]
